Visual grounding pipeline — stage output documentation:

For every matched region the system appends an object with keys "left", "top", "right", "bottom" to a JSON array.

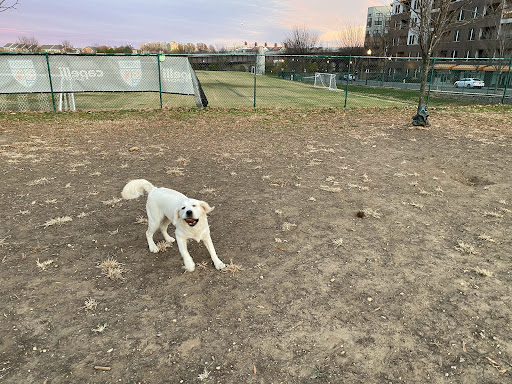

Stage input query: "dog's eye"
[
  {"left": 181, "top": 207, "right": 185, "bottom": 210},
  {"left": 192, "top": 204, "right": 197, "bottom": 207}
]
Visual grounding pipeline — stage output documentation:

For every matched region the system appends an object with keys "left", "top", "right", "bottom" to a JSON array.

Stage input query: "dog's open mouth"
[{"left": 184, "top": 218, "right": 198, "bottom": 226}]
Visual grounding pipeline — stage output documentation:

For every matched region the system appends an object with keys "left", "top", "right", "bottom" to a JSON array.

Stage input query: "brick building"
[
  {"left": 388, "top": 0, "right": 512, "bottom": 59},
  {"left": 385, "top": 0, "right": 512, "bottom": 86}
]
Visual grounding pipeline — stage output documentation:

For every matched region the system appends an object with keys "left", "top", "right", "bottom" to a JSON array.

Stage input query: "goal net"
[{"left": 313, "top": 73, "right": 337, "bottom": 90}]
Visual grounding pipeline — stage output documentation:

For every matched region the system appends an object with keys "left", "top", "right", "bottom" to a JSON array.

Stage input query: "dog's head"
[{"left": 174, "top": 199, "right": 213, "bottom": 227}]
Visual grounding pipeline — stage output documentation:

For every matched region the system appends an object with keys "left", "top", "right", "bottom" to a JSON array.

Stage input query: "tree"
[
  {"left": 196, "top": 43, "right": 208, "bottom": 53},
  {"left": 337, "top": 25, "right": 365, "bottom": 49},
  {"left": 97, "top": 45, "right": 114, "bottom": 53},
  {"left": 16, "top": 35, "right": 39, "bottom": 51},
  {"left": 402, "top": 0, "right": 472, "bottom": 120},
  {"left": 61, "top": 40, "right": 73, "bottom": 53},
  {"left": 184, "top": 43, "right": 196, "bottom": 53},
  {"left": 283, "top": 25, "right": 318, "bottom": 54},
  {"left": 0, "top": 0, "right": 18, "bottom": 12},
  {"left": 114, "top": 45, "right": 133, "bottom": 53}
]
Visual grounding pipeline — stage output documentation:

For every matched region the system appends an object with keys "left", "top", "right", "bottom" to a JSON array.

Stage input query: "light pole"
[{"left": 366, "top": 49, "right": 372, "bottom": 86}]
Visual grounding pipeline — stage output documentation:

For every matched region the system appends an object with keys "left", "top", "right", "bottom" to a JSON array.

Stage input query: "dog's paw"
[
  {"left": 183, "top": 264, "right": 196, "bottom": 272},
  {"left": 215, "top": 261, "right": 227, "bottom": 270},
  {"left": 148, "top": 244, "right": 159, "bottom": 253},
  {"left": 163, "top": 235, "right": 175, "bottom": 243}
]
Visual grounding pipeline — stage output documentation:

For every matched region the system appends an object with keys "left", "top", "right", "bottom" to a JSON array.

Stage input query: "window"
[
  {"left": 457, "top": 9, "right": 465, "bottom": 21},
  {"left": 480, "top": 26, "right": 496, "bottom": 40},
  {"left": 408, "top": 35, "right": 416, "bottom": 45},
  {"left": 464, "top": 51, "right": 470, "bottom": 59},
  {"left": 471, "top": 6, "right": 478, "bottom": 18},
  {"left": 451, "top": 50, "right": 458, "bottom": 58},
  {"left": 454, "top": 30, "right": 460, "bottom": 42},
  {"left": 468, "top": 28, "right": 475, "bottom": 41}
]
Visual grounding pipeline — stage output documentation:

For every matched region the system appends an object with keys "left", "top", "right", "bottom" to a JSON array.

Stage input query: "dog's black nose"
[{"left": 186, "top": 210, "right": 193, "bottom": 216}]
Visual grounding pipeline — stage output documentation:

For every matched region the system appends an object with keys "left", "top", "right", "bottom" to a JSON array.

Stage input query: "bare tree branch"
[
  {"left": 0, "top": 0, "right": 18, "bottom": 12},
  {"left": 283, "top": 25, "right": 319, "bottom": 54},
  {"left": 337, "top": 25, "right": 365, "bottom": 48}
]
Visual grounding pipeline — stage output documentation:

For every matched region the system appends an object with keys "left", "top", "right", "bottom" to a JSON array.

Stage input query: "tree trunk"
[{"left": 418, "top": 55, "right": 431, "bottom": 112}]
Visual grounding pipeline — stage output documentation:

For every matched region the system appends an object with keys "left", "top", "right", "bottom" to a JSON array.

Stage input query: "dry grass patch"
[
  {"left": 176, "top": 157, "right": 190, "bottom": 166},
  {"left": 198, "top": 367, "right": 211, "bottom": 381},
  {"left": 484, "top": 211, "right": 504, "bottom": 219},
  {"left": 102, "top": 197, "right": 123, "bottom": 207},
  {"left": 474, "top": 267, "right": 494, "bottom": 277},
  {"left": 221, "top": 259, "right": 244, "bottom": 275},
  {"left": 82, "top": 297, "right": 99, "bottom": 311},
  {"left": 455, "top": 241, "right": 477, "bottom": 254},
  {"left": 165, "top": 166, "right": 185, "bottom": 176},
  {"left": 331, "top": 238, "right": 344, "bottom": 248},
  {"left": 43, "top": 216, "right": 73, "bottom": 228},
  {"left": 135, "top": 215, "right": 148, "bottom": 225},
  {"left": 98, "top": 258, "right": 128, "bottom": 281},
  {"left": 28, "top": 177, "right": 53, "bottom": 186},
  {"left": 36, "top": 258, "right": 54, "bottom": 271},
  {"left": 156, "top": 241, "right": 173, "bottom": 252},
  {"left": 362, "top": 208, "right": 382, "bottom": 219},
  {"left": 0, "top": 235, "right": 11, "bottom": 247},
  {"left": 347, "top": 183, "right": 369, "bottom": 192},
  {"left": 306, "top": 159, "right": 323, "bottom": 167},
  {"left": 200, "top": 187, "right": 216, "bottom": 195},
  {"left": 281, "top": 222, "right": 297, "bottom": 231},
  {"left": 319, "top": 185, "right": 342, "bottom": 193},
  {"left": 402, "top": 201, "right": 424, "bottom": 209},
  {"left": 478, "top": 234, "right": 496, "bottom": 243}
]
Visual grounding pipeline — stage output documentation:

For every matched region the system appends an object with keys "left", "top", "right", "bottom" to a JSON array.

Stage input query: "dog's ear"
[
  {"left": 172, "top": 208, "right": 180, "bottom": 225},
  {"left": 200, "top": 201, "right": 214, "bottom": 214}
]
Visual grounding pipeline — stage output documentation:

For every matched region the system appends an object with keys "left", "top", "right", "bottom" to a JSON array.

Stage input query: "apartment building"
[
  {"left": 364, "top": 6, "right": 393, "bottom": 55},
  {"left": 386, "top": 0, "right": 511, "bottom": 86},
  {"left": 388, "top": 0, "right": 512, "bottom": 59}
]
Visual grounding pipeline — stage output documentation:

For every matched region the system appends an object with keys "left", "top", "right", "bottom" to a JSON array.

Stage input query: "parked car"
[
  {"left": 454, "top": 78, "right": 485, "bottom": 89},
  {"left": 343, "top": 74, "right": 355, "bottom": 81}
]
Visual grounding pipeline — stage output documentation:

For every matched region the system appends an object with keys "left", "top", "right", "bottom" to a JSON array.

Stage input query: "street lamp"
[{"left": 366, "top": 49, "right": 372, "bottom": 85}]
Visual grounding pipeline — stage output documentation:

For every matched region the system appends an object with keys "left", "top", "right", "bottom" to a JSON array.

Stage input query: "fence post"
[
  {"left": 344, "top": 56, "right": 351, "bottom": 108},
  {"left": 157, "top": 54, "right": 163, "bottom": 109},
  {"left": 502, "top": 58, "right": 512, "bottom": 105},
  {"left": 253, "top": 54, "right": 257, "bottom": 108},
  {"left": 45, "top": 53, "right": 56, "bottom": 112},
  {"left": 426, "top": 57, "right": 436, "bottom": 108}
]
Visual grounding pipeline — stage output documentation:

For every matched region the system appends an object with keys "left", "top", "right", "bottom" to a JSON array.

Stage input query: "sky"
[{"left": 1, "top": 0, "right": 387, "bottom": 49}]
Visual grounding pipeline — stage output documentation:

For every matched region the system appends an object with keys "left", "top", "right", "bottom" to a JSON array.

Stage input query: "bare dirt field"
[{"left": 1, "top": 106, "right": 511, "bottom": 384}]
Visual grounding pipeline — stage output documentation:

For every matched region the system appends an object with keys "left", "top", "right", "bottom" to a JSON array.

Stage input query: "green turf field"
[
  {"left": 2, "top": 71, "right": 416, "bottom": 111},
  {"left": 197, "top": 71, "right": 413, "bottom": 108}
]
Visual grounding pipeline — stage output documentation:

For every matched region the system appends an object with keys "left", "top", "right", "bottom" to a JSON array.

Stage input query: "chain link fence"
[{"left": 1, "top": 53, "right": 510, "bottom": 111}]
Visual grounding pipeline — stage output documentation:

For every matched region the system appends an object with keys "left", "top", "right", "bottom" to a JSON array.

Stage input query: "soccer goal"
[{"left": 313, "top": 73, "right": 338, "bottom": 91}]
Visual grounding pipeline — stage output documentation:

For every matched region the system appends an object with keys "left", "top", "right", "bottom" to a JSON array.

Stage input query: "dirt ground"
[{"left": 1, "top": 106, "right": 511, "bottom": 384}]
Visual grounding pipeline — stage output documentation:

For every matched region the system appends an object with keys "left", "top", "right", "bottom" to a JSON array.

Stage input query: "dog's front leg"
[
  {"left": 203, "top": 236, "right": 226, "bottom": 270},
  {"left": 176, "top": 236, "right": 195, "bottom": 272}
]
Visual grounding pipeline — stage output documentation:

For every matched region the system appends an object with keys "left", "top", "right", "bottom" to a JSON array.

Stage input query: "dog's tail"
[{"left": 121, "top": 179, "right": 155, "bottom": 200}]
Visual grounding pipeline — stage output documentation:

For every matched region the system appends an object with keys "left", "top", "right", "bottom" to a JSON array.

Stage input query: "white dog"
[{"left": 121, "top": 179, "right": 225, "bottom": 272}]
